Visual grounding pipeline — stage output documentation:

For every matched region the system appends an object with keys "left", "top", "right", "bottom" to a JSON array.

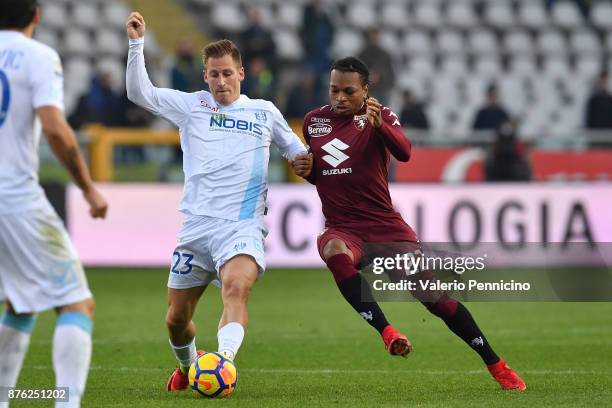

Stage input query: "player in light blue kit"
[
  {"left": 125, "top": 12, "right": 310, "bottom": 391},
  {"left": 0, "top": 1, "right": 108, "bottom": 407}
]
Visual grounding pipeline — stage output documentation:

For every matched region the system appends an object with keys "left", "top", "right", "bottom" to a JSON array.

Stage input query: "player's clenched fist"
[
  {"left": 126, "top": 12, "right": 146, "bottom": 40},
  {"left": 366, "top": 97, "right": 383, "bottom": 128},
  {"left": 292, "top": 153, "right": 313, "bottom": 178}
]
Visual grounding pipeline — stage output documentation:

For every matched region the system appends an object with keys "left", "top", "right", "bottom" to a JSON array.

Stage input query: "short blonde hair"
[{"left": 202, "top": 39, "right": 242, "bottom": 68}]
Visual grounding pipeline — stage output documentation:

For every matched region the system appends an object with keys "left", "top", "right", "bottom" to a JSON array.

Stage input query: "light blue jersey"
[{"left": 127, "top": 38, "right": 307, "bottom": 221}]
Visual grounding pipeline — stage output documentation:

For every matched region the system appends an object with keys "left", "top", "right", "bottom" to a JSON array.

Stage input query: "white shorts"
[
  {"left": 0, "top": 202, "right": 92, "bottom": 313},
  {"left": 167, "top": 215, "right": 268, "bottom": 289}
]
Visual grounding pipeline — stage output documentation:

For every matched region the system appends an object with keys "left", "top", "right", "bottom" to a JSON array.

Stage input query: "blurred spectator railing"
[
  {"left": 80, "top": 124, "right": 612, "bottom": 182},
  {"left": 84, "top": 125, "right": 179, "bottom": 181}
]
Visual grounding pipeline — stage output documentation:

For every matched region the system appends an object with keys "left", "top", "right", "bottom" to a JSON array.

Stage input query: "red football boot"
[
  {"left": 166, "top": 350, "right": 205, "bottom": 392},
  {"left": 382, "top": 325, "right": 413, "bottom": 357},
  {"left": 487, "top": 359, "right": 527, "bottom": 391}
]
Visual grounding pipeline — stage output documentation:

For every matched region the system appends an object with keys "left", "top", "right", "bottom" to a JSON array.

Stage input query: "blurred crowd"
[{"left": 63, "top": 0, "right": 612, "bottom": 181}]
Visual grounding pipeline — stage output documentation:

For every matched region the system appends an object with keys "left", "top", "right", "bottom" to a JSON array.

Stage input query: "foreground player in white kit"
[
  {"left": 0, "top": 1, "right": 108, "bottom": 407},
  {"left": 125, "top": 12, "right": 308, "bottom": 391}
]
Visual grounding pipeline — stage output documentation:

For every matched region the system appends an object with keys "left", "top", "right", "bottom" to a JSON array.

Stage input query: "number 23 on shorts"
[{"left": 171, "top": 251, "right": 194, "bottom": 275}]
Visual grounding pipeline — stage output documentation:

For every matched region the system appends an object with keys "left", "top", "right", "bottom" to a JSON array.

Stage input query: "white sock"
[
  {"left": 53, "top": 312, "right": 92, "bottom": 408},
  {"left": 217, "top": 322, "right": 244, "bottom": 361},
  {"left": 0, "top": 312, "right": 35, "bottom": 397},
  {"left": 169, "top": 337, "right": 197, "bottom": 372}
]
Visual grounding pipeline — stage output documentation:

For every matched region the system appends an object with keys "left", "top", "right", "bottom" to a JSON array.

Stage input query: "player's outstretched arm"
[
  {"left": 126, "top": 11, "right": 145, "bottom": 40},
  {"left": 38, "top": 106, "right": 108, "bottom": 219},
  {"left": 125, "top": 12, "right": 190, "bottom": 126}
]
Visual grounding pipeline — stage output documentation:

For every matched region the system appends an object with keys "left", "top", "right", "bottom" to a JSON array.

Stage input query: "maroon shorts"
[
  {"left": 317, "top": 227, "right": 364, "bottom": 267},
  {"left": 317, "top": 223, "right": 419, "bottom": 268}
]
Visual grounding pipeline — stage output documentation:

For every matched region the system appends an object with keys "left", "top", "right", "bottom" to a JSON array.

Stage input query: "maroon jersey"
[{"left": 303, "top": 104, "right": 417, "bottom": 242}]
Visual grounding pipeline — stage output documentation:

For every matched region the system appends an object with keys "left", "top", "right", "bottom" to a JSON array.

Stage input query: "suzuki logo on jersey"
[
  {"left": 321, "top": 138, "right": 349, "bottom": 167},
  {"left": 210, "top": 115, "right": 263, "bottom": 136}
]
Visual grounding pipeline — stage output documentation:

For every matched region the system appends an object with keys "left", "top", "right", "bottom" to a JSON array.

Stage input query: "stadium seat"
[
  {"left": 436, "top": 30, "right": 465, "bottom": 55},
  {"left": 445, "top": 2, "right": 477, "bottom": 29},
  {"left": 407, "top": 57, "right": 435, "bottom": 78},
  {"left": 463, "top": 77, "right": 489, "bottom": 106},
  {"left": 591, "top": 1, "right": 612, "bottom": 30},
  {"left": 498, "top": 76, "right": 527, "bottom": 115},
  {"left": 537, "top": 29, "right": 567, "bottom": 56},
  {"left": 331, "top": 28, "right": 363, "bottom": 58},
  {"left": 380, "top": 30, "right": 401, "bottom": 54},
  {"left": 34, "top": 28, "right": 60, "bottom": 51},
  {"left": 467, "top": 29, "right": 498, "bottom": 56},
  {"left": 517, "top": 0, "right": 549, "bottom": 29},
  {"left": 72, "top": 3, "right": 99, "bottom": 29},
  {"left": 508, "top": 56, "right": 538, "bottom": 78},
  {"left": 346, "top": 2, "right": 377, "bottom": 30},
  {"left": 64, "top": 57, "right": 94, "bottom": 95},
  {"left": 402, "top": 31, "right": 433, "bottom": 56},
  {"left": 380, "top": 2, "right": 411, "bottom": 30},
  {"left": 273, "top": 28, "right": 303, "bottom": 61},
  {"left": 413, "top": 3, "right": 443, "bottom": 29},
  {"left": 210, "top": 4, "right": 247, "bottom": 32},
  {"left": 95, "top": 29, "right": 127, "bottom": 57},
  {"left": 432, "top": 76, "right": 461, "bottom": 108},
  {"left": 103, "top": 2, "right": 131, "bottom": 29},
  {"left": 474, "top": 56, "right": 502, "bottom": 78},
  {"left": 551, "top": 1, "right": 584, "bottom": 29},
  {"left": 40, "top": 2, "right": 68, "bottom": 29},
  {"left": 64, "top": 28, "right": 93, "bottom": 56},
  {"left": 276, "top": 3, "right": 303, "bottom": 30},
  {"left": 439, "top": 56, "right": 469, "bottom": 78},
  {"left": 542, "top": 55, "right": 572, "bottom": 81},
  {"left": 570, "top": 29, "right": 602, "bottom": 57},
  {"left": 484, "top": 2, "right": 515, "bottom": 29},
  {"left": 503, "top": 29, "right": 534, "bottom": 56},
  {"left": 575, "top": 57, "right": 602, "bottom": 80}
]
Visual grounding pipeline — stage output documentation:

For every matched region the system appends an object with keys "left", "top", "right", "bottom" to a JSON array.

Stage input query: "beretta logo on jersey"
[
  {"left": 353, "top": 114, "right": 368, "bottom": 131},
  {"left": 308, "top": 122, "right": 332, "bottom": 137}
]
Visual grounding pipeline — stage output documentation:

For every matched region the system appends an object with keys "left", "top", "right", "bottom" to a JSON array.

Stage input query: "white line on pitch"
[{"left": 22, "top": 365, "right": 606, "bottom": 375}]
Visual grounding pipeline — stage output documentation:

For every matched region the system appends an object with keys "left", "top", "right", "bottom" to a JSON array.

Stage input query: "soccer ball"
[{"left": 188, "top": 352, "right": 237, "bottom": 398}]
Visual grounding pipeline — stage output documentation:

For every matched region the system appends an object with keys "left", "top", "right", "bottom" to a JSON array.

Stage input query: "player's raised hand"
[
  {"left": 126, "top": 12, "right": 146, "bottom": 40},
  {"left": 292, "top": 153, "right": 313, "bottom": 178},
  {"left": 366, "top": 97, "right": 383, "bottom": 128},
  {"left": 83, "top": 186, "right": 108, "bottom": 219}
]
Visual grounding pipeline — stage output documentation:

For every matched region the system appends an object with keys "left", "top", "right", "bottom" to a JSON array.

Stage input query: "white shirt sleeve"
[
  {"left": 126, "top": 37, "right": 191, "bottom": 127},
  {"left": 269, "top": 104, "right": 307, "bottom": 160},
  {"left": 30, "top": 48, "right": 64, "bottom": 110}
]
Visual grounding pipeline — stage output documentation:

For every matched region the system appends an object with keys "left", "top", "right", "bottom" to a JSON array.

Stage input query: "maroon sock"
[{"left": 326, "top": 254, "right": 390, "bottom": 334}]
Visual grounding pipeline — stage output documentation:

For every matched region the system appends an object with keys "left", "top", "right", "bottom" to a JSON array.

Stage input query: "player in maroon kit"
[{"left": 292, "top": 57, "right": 526, "bottom": 391}]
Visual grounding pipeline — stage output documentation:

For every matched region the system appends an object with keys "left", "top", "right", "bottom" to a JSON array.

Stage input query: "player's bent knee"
[
  {"left": 222, "top": 280, "right": 251, "bottom": 303},
  {"left": 323, "top": 239, "right": 353, "bottom": 262},
  {"left": 165, "top": 309, "right": 191, "bottom": 331}
]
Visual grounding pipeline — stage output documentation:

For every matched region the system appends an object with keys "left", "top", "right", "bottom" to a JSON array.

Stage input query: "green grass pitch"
[{"left": 12, "top": 268, "right": 612, "bottom": 407}]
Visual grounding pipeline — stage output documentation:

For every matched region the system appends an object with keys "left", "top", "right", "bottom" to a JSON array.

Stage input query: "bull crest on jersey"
[
  {"left": 353, "top": 114, "right": 368, "bottom": 131},
  {"left": 254, "top": 111, "right": 267, "bottom": 123}
]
